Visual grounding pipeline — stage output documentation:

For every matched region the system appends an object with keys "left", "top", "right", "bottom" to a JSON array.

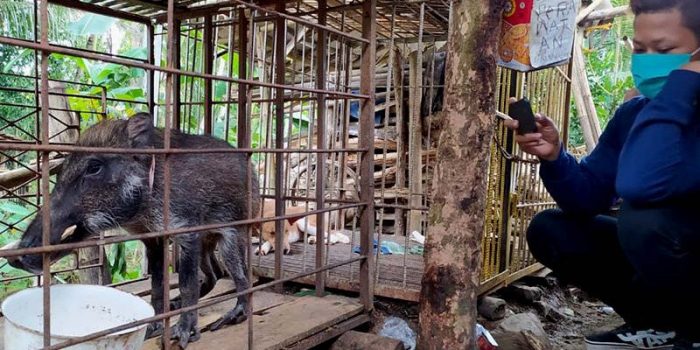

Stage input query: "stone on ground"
[{"left": 491, "top": 312, "right": 552, "bottom": 350}]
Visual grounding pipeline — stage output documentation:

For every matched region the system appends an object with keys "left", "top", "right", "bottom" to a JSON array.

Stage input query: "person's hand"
[
  {"left": 504, "top": 97, "right": 562, "bottom": 162},
  {"left": 681, "top": 60, "right": 700, "bottom": 73}
]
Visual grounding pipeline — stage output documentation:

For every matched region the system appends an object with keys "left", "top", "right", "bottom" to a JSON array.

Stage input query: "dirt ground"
[
  {"left": 289, "top": 271, "right": 623, "bottom": 350},
  {"left": 366, "top": 275, "right": 624, "bottom": 350}
]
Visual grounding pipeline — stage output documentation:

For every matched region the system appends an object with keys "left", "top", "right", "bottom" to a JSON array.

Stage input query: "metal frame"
[
  {"left": 0, "top": 0, "right": 377, "bottom": 348},
  {"left": 0, "top": 0, "right": 572, "bottom": 347}
]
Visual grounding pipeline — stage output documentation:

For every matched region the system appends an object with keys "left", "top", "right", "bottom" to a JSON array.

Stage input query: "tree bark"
[{"left": 418, "top": 0, "right": 506, "bottom": 349}]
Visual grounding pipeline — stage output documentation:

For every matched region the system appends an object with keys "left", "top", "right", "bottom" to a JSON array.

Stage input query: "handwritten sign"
[{"left": 529, "top": 0, "right": 578, "bottom": 68}]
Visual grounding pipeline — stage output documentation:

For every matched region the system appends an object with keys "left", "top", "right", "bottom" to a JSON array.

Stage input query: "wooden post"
[
  {"left": 393, "top": 49, "right": 407, "bottom": 236},
  {"left": 359, "top": 0, "right": 377, "bottom": 311},
  {"left": 571, "top": 30, "right": 601, "bottom": 152},
  {"left": 273, "top": 1, "right": 286, "bottom": 291},
  {"left": 408, "top": 51, "right": 423, "bottom": 234},
  {"left": 315, "top": 0, "right": 328, "bottom": 297},
  {"left": 418, "top": 0, "right": 505, "bottom": 349},
  {"left": 203, "top": 15, "right": 213, "bottom": 135}
]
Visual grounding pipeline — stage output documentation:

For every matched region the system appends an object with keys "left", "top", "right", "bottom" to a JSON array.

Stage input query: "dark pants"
[{"left": 527, "top": 201, "right": 700, "bottom": 338}]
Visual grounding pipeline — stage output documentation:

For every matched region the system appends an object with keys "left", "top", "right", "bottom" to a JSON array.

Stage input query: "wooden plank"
[
  {"left": 184, "top": 295, "right": 363, "bottom": 350},
  {"left": 142, "top": 290, "right": 294, "bottom": 350},
  {"left": 47, "top": 0, "right": 151, "bottom": 24},
  {"left": 140, "top": 278, "right": 244, "bottom": 304},
  {"left": 250, "top": 234, "right": 425, "bottom": 302},
  {"left": 346, "top": 149, "right": 435, "bottom": 168},
  {"left": 115, "top": 273, "right": 179, "bottom": 297},
  {"left": 287, "top": 314, "right": 371, "bottom": 350}
]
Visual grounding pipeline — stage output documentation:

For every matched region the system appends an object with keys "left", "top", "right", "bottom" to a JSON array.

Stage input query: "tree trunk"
[{"left": 418, "top": 1, "right": 506, "bottom": 349}]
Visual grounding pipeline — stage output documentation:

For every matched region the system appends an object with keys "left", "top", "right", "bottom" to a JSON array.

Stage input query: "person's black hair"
[{"left": 630, "top": 0, "right": 700, "bottom": 41}]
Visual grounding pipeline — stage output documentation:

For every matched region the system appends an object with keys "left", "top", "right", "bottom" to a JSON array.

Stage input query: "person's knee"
[
  {"left": 617, "top": 203, "right": 676, "bottom": 255},
  {"left": 526, "top": 208, "right": 565, "bottom": 261},
  {"left": 617, "top": 202, "right": 691, "bottom": 287}
]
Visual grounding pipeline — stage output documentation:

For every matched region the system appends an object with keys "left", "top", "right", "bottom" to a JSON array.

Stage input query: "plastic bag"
[
  {"left": 476, "top": 323, "right": 499, "bottom": 350},
  {"left": 378, "top": 317, "right": 416, "bottom": 350}
]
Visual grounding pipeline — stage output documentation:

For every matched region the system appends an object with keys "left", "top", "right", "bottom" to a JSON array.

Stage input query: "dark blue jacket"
[{"left": 540, "top": 69, "right": 700, "bottom": 216}]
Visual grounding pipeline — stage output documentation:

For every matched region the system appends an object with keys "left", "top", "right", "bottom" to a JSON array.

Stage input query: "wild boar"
[{"left": 8, "top": 112, "right": 260, "bottom": 348}]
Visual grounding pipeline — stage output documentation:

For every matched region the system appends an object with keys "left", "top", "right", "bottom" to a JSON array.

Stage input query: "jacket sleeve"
[
  {"left": 539, "top": 105, "right": 632, "bottom": 217},
  {"left": 616, "top": 69, "right": 700, "bottom": 204}
]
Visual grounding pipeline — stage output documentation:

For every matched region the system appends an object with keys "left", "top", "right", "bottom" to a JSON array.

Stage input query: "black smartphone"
[{"left": 508, "top": 98, "right": 538, "bottom": 135}]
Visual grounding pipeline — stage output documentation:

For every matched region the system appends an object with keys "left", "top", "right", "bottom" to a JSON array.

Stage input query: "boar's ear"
[{"left": 127, "top": 112, "right": 154, "bottom": 148}]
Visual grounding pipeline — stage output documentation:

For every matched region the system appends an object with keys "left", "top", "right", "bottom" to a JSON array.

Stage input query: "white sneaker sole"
[{"left": 585, "top": 341, "right": 674, "bottom": 350}]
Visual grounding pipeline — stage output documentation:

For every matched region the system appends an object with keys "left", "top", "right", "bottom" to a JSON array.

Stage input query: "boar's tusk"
[
  {"left": 60, "top": 225, "right": 77, "bottom": 241},
  {"left": 148, "top": 155, "right": 155, "bottom": 191}
]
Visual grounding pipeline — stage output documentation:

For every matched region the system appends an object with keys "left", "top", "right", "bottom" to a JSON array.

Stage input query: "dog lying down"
[{"left": 253, "top": 199, "right": 351, "bottom": 256}]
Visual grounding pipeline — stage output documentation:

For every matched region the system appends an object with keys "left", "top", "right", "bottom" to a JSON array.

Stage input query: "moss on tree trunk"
[{"left": 418, "top": 0, "right": 506, "bottom": 349}]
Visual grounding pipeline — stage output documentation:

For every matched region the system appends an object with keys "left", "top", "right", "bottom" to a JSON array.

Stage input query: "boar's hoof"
[
  {"left": 209, "top": 304, "right": 247, "bottom": 331},
  {"left": 145, "top": 321, "right": 164, "bottom": 339},
  {"left": 172, "top": 314, "right": 201, "bottom": 349}
]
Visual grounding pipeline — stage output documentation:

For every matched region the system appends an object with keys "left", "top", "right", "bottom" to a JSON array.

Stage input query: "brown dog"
[{"left": 253, "top": 199, "right": 350, "bottom": 256}]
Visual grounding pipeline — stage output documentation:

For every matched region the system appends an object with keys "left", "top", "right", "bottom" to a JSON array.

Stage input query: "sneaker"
[
  {"left": 585, "top": 324, "right": 676, "bottom": 350},
  {"left": 673, "top": 338, "right": 700, "bottom": 349}
]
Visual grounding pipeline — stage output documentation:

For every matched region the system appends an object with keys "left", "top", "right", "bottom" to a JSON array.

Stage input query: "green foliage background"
[{"left": 568, "top": 0, "right": 634, "bottom": 147}]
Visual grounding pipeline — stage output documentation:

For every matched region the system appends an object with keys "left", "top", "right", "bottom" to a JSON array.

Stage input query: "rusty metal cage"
[
  {"left": 246, "top": 2, "right": 572, "bottom": 302},
  {"left": 0, "top": 0, "right": 573, "bottom": 347},
  {"left": 0, "top": 0, "right": 378, "bottom": 348}
]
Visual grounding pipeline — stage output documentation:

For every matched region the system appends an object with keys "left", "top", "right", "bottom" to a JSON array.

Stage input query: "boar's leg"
[
  {"left": 210, "top": 249, "right": 226, "bottom": 280},
  {"left": 171, "top": 233, "right": 202, "bottom": 348},
  {"left": 170, "top": 240, "right": 222, "bottom": 310},
  {"left": 210, "top": 228, "right": 250, "bottom": 331},
  {"left": 198, "top": 249, "right": 219, "bottom": 297},
  {"left": 144, "top": 238, "right": 166, "bottom": 339}
]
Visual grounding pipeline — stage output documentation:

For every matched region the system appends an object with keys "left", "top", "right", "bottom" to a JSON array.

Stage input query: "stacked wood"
[{"left": 345, "top": 149, "right": 434, "bottom": 169}]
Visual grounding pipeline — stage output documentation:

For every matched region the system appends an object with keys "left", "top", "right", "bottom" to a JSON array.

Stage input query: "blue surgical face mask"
[{"left": 631, "top": 47, "right": 700, "bottom": 99}]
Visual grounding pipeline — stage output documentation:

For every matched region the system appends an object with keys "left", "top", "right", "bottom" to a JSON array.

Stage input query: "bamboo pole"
[
  {"left": 571, "top": 30, "right": 601, "bottom": 152},
  {"left": 408, "top": 50, "right": 423, "bottom": 235},
  {"left": 579, "top": 5, "right": 631, "bottom": 27}
]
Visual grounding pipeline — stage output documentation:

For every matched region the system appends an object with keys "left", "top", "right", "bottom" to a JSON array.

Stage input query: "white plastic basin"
[{"left": 1, "top": 284, "right": 155, "bottom": 350}]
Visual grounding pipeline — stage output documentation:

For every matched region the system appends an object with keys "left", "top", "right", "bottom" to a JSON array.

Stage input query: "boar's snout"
[
  {"left": 7, "top": 253, "right": 43, "bottom": 275},
  {"left": 9, "top": 206, "right": 85, "bottom": 274}
]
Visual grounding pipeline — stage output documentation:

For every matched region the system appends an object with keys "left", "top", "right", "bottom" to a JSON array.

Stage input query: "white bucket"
[{"left": 1, "top": 284, "right": 155, "bottom": 350}]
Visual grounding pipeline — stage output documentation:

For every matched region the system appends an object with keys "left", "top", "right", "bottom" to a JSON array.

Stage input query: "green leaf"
[
  {"left": 214, "top": 81, "right": 228, "bottom": 100},
  {"left": 1, "top": 202, "right": 32, "bottom": 217},
  {"left": 2, "top": 49, "right": 33, "bottom": 73},
  {"left": 108, "top": 87, "right": 144, "bottom": 100},
  {"left": 68, "top": 13, "right": 117, "bottom": 36},
  {"left": 121, "top": 47, "right": 148, "bottom": 60},
  {"left": 110, "top": 243, "right": 128, "bottom": 276},
  {"left": 94, "top": 65, "right": 119, "bottom": 85}
]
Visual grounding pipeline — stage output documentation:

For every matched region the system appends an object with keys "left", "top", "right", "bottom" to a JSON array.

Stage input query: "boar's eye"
[{"left": 85, "top": 160, "right": 103, "bottom": 177}]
